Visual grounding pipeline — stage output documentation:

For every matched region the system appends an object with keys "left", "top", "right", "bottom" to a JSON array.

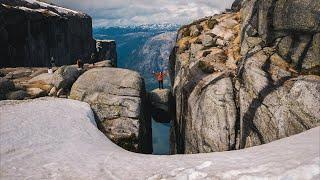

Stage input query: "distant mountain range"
[{"left": 93, "top": 24, "right": 179, "bottom": 90}]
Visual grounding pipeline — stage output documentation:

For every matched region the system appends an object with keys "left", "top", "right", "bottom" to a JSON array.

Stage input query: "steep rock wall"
[
  {"left": 238, "top": 0, "right": 320, "bottom": 148},
  {"left": 169, "top": 0, "right": 320, "bottom": 154},
  {"left": 95, "top": 40, "right": 117, "bottom": 67},
  {"left": 0, "top": 0, "right": 95, "bottom": 67}
]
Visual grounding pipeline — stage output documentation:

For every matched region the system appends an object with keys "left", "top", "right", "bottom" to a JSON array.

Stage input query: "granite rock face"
[
  {"left": 238, "top": 0, "right": 320, "bottom": 148},
  {"left": 95, "top": 40, "right": 117, "bottom": 67},
  {"left": 69, "top": 67, "right": 152, "bottom": 153},
  {"left": 0, "top": 98, "right": 319, "bottom": 179},
  {"left": 169, "top": 0, "right": 320, "bottom": 154},
  {"left": 0, "top": 0, "right": 95, "bottom": 67},
  {"left": 169, "top": 11, "right": 241, "bottom": 154}
]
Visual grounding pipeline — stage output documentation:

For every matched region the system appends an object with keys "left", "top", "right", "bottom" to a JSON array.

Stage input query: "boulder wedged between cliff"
[{"left": 148, "top": 88, "right": 175, "bottom": 123}]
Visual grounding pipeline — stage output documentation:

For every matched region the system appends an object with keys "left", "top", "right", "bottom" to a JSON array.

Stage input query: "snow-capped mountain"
[{"left": 93, "top": 24, "right": 178, "bottom": 90}]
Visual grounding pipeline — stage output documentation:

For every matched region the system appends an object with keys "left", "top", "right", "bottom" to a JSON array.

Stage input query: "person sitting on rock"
[
  {"left": 77, "top": 59, "right": 84, "bottom": 69},
  {"left": 153, "top": 71, "right": 166, "bottom": 89}
]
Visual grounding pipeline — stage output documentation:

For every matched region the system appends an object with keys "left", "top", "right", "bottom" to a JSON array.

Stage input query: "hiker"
[
  {"left": 48, "top": 56, "right": 55, "bottom": 74},
  {"left": 77, "top": 59, "right": 84, "bottom": 69},
  {"left": 90, "top": 53, "right": 96, "bottom": 66},
  {"left": 50, "top": 56, "right": 55, "bottom": 67},
  {"left": 153, "top": 71, "right": 166, "bottom": 89}
]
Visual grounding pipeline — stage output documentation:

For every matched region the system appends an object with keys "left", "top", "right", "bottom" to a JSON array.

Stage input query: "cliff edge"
[{"left": 0, "top": 0, "right": 95, "bottom": 67}]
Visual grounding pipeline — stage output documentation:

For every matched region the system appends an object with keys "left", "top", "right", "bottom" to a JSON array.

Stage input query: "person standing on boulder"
[
  {"left": 91, "top": 52, "right": 97, "bottom": 66},
  {"left": 48, "top": 56, "right": 55, "bottom": 74},
  {"left": 153, "top": 71, "right": 166, "bottom": 89}
]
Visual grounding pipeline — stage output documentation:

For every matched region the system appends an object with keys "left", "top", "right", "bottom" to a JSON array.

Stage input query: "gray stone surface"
[
  {"left": 27, "top": 65, "right": 80, "bottom": 94},
  {"left": 0, "top": 77, "right": 15, "bottom": 99},
  {"left": 51, "top": 66, "right": 80, "bottom": 90},
  {"left": 186, "top": 74, "right": 237, "bottom": 153},
  {"left": 0, "top": 97, "right": 319, "bottom": 179},
  {"left": 6, "top": 90, "right": 28, "bottom": 100},
  {"left": 69, "top": 67, "right": 152, "bottom": 153},
  {"left": 238, "top": 49, "right": 320, "bottom": 148}
]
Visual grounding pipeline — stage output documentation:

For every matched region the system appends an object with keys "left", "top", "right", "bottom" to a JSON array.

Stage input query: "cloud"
[{"left": 49, "top": 0, "right": 235, "bottom": 27}]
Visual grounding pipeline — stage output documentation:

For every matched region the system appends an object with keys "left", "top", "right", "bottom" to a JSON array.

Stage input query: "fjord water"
[{"left": 93, "top": 25, "right": 177, "bottom": 154}]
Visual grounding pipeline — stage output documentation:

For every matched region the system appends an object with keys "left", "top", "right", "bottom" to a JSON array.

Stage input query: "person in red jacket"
[{"left": 153, "top": 71, "right": 166, "bottom": 89}]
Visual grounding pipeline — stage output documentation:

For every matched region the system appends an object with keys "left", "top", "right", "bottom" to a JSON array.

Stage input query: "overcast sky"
[{"left": 49, "top": 0, "right": 235, "bottom": 27}]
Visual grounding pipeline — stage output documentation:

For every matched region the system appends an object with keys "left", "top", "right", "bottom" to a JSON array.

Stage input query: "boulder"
[
  {"left": 6, "top": 90, "right": 28, "bottom": 100},
  {"left": 51, "top": 66, "right": 80, "bottom": 90},
  {"left": 0, "top": 77, "right": 15, "bottom": 100},
  {"left": 201, "top": 34, "right": 216, "bottom": 47},
  {"left": 149, "top": 89, "right": 173, "bottom": 123},
  {"left": 90, "top": 60, "right": 112, "bottom": 68},
  {"left": 69, "top": 67, "right": 152, "bottom": 153},
  {"left": 4, "top": 68, "right": 32, "bottom": 79},
  {"left": 28, "top": 73, "right": 53, "bottom": 85},
  {"left": 0, "top": 97, "right": 319, "bottom": 179},
  {"left": 29, "top": 68, "right": 48, "bottom": 78},
  {"left": 26, "top": 88, "right": 47, "bottom": 98},
  {"left": 28, "top": 65, "right": 80, "bottom": 93},
  {"left": 189, "top": 25, "right": 201, "bottom": 37}
]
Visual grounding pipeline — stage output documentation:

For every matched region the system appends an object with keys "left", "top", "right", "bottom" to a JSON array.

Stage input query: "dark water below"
[{"left": 152, "top": 119, "right": 171, "bottom": 155}]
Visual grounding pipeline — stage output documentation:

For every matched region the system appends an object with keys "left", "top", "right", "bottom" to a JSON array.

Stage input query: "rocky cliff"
[
  {"left": 96, "top": 40, "right": 117, "bottom": 67},
  {"left": 169, "top": 0, "right": 320, "bottom": 154},
  {"left": 0, "top": 0, "right": 96, "bottom": 67}
]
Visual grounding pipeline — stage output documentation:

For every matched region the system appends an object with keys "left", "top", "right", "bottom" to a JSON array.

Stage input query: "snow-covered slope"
[{"left": 1, "top": 98, "right": 319, "bottom": 179}]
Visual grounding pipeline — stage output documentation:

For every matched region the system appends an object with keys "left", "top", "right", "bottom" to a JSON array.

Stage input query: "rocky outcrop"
[
  {"left": 169, "top": 0, "right": 320, "bottom": 154},
  {"left": 69, "top": 67, "right": 152, "bottom": 153},
  {"left": 231, "top": 0, "right": 242, "bottom": 12},
  {"left": 169, "top": 12, "right": 242, "bottom": 154},
  {"left": 148, "top": 88, "right": 174, "bottom": 123},
  {"left": 1, "top": 98, "right": 319, "bottom": 179},
  {"left": 28, "top": 65, "right": 81, "bottom": 97},
  {"left": 0, "top": 0, "right": 95, "bottom": 67},
  {"left": 237, "top": 0, "right": 320, "bottom": 148},
  {"left": 96, "top": 40, "right": 117, "bottom": 67}
]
